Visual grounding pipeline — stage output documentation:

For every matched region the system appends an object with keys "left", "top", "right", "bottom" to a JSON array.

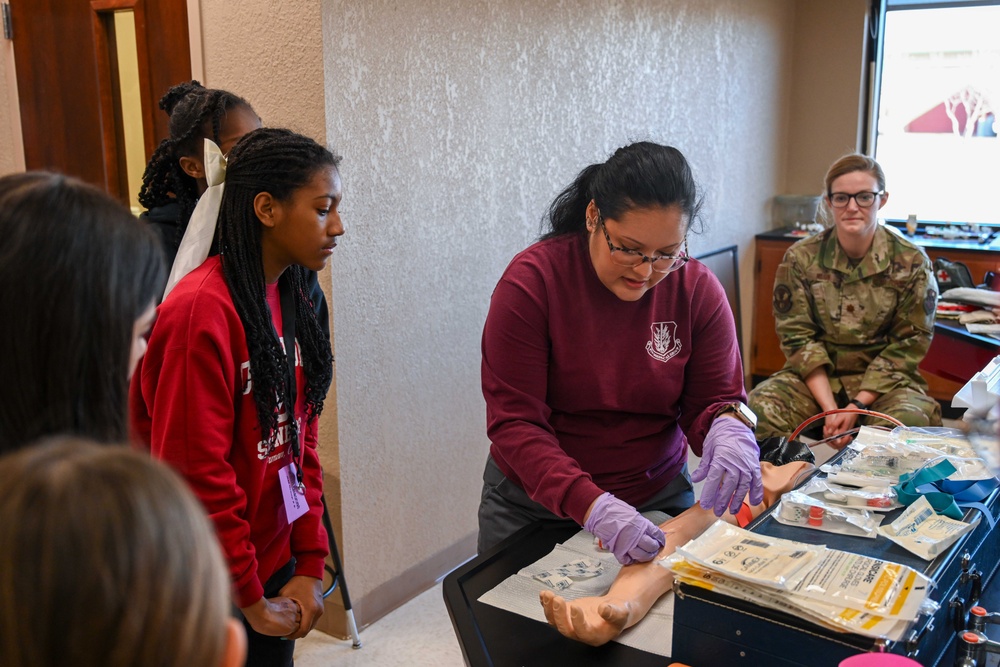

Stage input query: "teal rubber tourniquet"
[{"left": 894, "top": 459, "right": 999, "bottom": 527}]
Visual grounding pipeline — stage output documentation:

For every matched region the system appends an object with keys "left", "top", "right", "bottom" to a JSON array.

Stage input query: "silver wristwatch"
[{"left": 716, "top": 401, "right": 758, "bottom": 431}]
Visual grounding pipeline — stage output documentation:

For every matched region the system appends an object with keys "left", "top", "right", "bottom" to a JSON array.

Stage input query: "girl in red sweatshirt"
[{"left": 132, "top": 127, "right": 342, "bottom": 667}]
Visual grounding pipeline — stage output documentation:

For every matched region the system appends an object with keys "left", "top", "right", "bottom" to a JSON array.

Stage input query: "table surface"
[
  {"left": 934, "top": 318, "right": 1000, "bottom": 349},
  {"left": 442, "top": 521, "right": 670, "bottom": 667},
  {"left": 443, "top": 466, "right": 1000, "bottom": 667}
]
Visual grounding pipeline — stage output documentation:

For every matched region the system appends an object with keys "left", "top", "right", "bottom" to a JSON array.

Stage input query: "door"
[{"left": 8, "top": 0, "right": 190, "bottom": 204}]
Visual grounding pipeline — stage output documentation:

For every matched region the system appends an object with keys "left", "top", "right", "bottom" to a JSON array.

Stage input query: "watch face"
[{"left": 732, "top": 402, "right": 757, "bottom": 429}]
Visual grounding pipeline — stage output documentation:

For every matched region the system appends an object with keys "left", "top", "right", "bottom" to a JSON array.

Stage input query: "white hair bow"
[{"left": 162, "top": 138, "right": 227, "bottom": 299}]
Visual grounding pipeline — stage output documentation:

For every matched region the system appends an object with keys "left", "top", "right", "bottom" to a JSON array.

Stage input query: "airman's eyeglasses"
[{"left": 828, "top": 191, "right": 884, "bottom": 208}]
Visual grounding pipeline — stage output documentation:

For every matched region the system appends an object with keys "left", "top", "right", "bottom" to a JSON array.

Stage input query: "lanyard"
[{"left": 278, "top": 276, "right": 304, "bottom": 489}]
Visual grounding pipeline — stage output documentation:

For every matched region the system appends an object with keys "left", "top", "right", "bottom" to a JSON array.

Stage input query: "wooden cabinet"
[
  {"left": 750, "top": 231, "right": 1000, "bottom": 401},
  {"left": 750, "top": 238, "right": 794, "bottom": 383}
]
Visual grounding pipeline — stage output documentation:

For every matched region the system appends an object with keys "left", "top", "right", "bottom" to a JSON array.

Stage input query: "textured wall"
[
  {"left": 323, "top": 0, "right": 795, "bottom": 622},
  {"left": 1, "top": 40, "right": 24, "bottom": 174},
  {"left": 783, "top": 0, "right": 868, "bottom": 196},
  {"left": 198, "top": 0, "right": 327, "bottom": 142}
]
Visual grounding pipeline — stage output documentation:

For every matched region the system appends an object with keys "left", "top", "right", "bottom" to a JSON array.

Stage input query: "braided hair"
[
  {"left": 218, "top": 127, "right": 338, "bottom": 447},
  {"left": 138, "top": 81, "right": 255, "bottom": 243}
]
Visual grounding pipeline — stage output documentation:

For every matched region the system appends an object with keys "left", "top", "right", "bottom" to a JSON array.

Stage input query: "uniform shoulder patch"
[
  {"left": 773, "top": 284, "right": 793, "bottom": 314},
  {"left": 924, "top": 288, "right": 937, "bottom": 316}
]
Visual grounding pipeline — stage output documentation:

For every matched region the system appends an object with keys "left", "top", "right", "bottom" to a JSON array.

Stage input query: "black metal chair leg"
[{"left": 321, "top": 493, "right": 362, "bottom": 648}]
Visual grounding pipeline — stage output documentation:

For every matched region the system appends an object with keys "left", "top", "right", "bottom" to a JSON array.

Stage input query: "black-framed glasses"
[
  {"left": 597, "top": 211, "right": 689, "bottom": 274},
  {"left": 828, "top": 191, "right": 884, "bottom": 208}
]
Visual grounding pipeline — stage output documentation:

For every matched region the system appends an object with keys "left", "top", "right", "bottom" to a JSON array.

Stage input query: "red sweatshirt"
[
  {"left": 130, "top": 256, "right": 328, "bottom": 608},
  {"left": 482, "top": 233, "right": 746, "bottom": 524}
]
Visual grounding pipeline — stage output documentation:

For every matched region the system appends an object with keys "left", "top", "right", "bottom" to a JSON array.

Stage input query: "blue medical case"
[{"left": 671, "top": 468, "right": 1000, "bottom": 667}]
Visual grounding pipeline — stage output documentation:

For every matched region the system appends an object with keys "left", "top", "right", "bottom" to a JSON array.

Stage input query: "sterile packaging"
[
  {"left": 667, "top": 556, "right": 918, "bottom": 641},
  {"left": 673, "top": 520, "right": 824, "bottom": 590},
  {"left": 888, "top": 426, "right": 975, "bottom": 457},
  {"left": 774, "top": 491, "right": 883, "bottom": 539},
  {"left": 789, "top": 549, "right": 931, "bottom": 620},
  {"left": 821, "top": 426, "right": 994, "bottom": 487},
  {"left": 878, "top": 496, "right": 980, "bottom": 561},
  {"left": 670, "top": 521, "right": 933, "bottom": 621},
  {"left": 531, "top": 558, "right": 605, "bottom": 591},
  {"left": 881, "top": 426, "right": 991, "bottom": 480},
  {"left": 796, "top": 477, "right": 900, "bottom": 512}
]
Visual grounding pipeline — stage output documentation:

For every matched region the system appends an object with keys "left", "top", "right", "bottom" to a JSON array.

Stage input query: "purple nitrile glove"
[
  {"left": 583, "top": 492, "right": 666, "bottom": 565},
  {"left": 690, "top": 417, "right": 764, "bottom": 517}
]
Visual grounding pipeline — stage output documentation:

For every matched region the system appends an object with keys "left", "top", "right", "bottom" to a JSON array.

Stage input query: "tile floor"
[{"left": 294, "top": 583, "right": 464, "bottom": 666}]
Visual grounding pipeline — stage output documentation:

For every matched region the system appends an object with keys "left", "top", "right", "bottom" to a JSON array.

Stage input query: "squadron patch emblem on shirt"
[
  {"left": 773, "top": 284, "right": 793, "bottom": 314},
  {"left": 924, "top": 288, "right": 937, "bottom": 316},
  {"left": 646, "top": 321, "right": 682, "bottom": 363}
]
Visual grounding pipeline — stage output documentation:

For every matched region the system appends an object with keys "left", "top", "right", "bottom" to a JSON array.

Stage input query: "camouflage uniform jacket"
[{"left": 772, "top": 225, "right": 937, "bottom": 394}]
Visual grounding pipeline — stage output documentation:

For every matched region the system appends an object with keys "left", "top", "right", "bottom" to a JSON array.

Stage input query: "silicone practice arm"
[{"left": 539, "top": 461, "right": 814, "bottom": 646}]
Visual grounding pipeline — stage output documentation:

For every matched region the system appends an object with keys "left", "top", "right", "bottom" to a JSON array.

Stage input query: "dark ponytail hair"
[
  {"left": 542, "top": 141, "right": 704, "bottom": 240},
  {"left": 218, "top": 127, "right": 338, "bottom": 447},
  {"left": 138, "top": 81, "right": 256, "bottom": 238},
  {"left": 0, "top": 172, "right": 166, "bottom": 454}
]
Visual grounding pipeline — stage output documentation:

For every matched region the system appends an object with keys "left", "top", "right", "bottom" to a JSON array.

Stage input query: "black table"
[
  {"left": 442, "top": 522, "right": 670, "bottom": 667},
  {"left": 443, "top": 447, "right": 1000, "bottom": 666},
  {"left": 922, "top": 319, "right": 1000, "bottom": 416}
]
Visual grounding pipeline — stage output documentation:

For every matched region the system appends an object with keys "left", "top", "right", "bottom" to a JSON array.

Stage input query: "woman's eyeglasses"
[
  {"left": 597, "top": 212, "right": 688, "bottom": 274},
  {"left": 828, "top": 191, "right": 884, "bottom": 208}
]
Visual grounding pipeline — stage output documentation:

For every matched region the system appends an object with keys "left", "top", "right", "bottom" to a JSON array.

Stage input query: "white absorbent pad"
[{"left": 477, "top": 512, "right": 673, "bottom": 657}]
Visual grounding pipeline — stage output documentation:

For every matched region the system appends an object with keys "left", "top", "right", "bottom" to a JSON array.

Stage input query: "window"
[{"left": 873, "top": 1, "right": 999, "bottom": 225}]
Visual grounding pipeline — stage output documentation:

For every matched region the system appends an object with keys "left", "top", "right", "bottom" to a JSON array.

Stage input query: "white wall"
[
  {"left": 197, "top": 1, "right": 327, "bottom": 141},
  {"left": 783, "top": 0, "right": 869, "bottom": 196},
  {"left": 322, "top": 0, "right": 795, "bottom": 624}
]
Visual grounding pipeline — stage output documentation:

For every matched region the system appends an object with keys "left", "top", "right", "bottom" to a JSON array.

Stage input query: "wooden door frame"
[
  {"left": 8, "top": 0, "right": 191, "bottom": 201},
  {"left": 89, "top": 0, "right": 156, "bottom": 200}
]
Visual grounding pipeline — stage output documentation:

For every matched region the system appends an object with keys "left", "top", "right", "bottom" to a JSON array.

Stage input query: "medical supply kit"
[{"left": 671, "top": 426, "right": 1000, "bottom": 667}]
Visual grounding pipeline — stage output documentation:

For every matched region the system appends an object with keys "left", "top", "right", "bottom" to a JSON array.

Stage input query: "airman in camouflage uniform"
[{"left": 749, "top": 224, "right": 941, "bottom": 439}]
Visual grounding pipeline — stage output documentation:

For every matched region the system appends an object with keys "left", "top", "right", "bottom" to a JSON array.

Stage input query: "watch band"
[
  {"left": 848, "top": 398, "right": 869, "bottom": 411},
  {"left": 716, "top": 402, "right": 757, "bottom": 431}
]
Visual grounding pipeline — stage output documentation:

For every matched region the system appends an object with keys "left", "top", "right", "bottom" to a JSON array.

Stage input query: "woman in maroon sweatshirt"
[{"left": 478, "top": 142, "right": 763, "bottom": 564}]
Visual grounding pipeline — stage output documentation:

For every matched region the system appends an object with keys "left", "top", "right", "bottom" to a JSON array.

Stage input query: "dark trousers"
[
  {"left": 477, "top": 455, "right": 694, "bottom": 554},
  {"left": 239, "top": 558, "right": 297, "bottom": 667}
]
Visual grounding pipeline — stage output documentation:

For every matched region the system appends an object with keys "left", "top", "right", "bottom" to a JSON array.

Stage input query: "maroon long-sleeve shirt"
[{"left": 482, "top": 233, "right": 746, "bottom": 523}]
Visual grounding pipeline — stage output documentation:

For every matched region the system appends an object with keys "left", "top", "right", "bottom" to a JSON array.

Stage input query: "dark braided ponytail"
[
  {"left": 218, "top": 127, "right": 338, "bottom": 447},
  {"left": 138, "top": 81, "right": 255, "bottom": 244}
]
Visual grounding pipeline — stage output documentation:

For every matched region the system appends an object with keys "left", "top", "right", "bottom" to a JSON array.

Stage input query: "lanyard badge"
[
  {"left": 277, "top": 276, "right": 308, "bottom": 523},
  {"left": 280, "top": 460, "right": 308, "bottom": 523}
]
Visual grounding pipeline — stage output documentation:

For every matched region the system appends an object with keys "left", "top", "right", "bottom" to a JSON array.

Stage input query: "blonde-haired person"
[
  {"left": 749, "top": 153, "right": 940, "bottom": 448},
  {"left": 0, "top": 438, "right": 246, "bottom": 667}
]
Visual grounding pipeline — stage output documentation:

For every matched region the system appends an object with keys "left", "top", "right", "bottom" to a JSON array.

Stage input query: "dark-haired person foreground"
[
  {"left": 0, "top": 438, "right": 246, "bottom": 667},
  {"left": 0, "top": 172, "right": 165, "bottom": 454},
  {"left": 138, "top": 80, "right": 330, "bottom": 335},
  {"left": 478, "top": 141, "right": 762, "bottom": 566},
  {"left": 132, "top": 127, "right": 342, "bottom": 667}
]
